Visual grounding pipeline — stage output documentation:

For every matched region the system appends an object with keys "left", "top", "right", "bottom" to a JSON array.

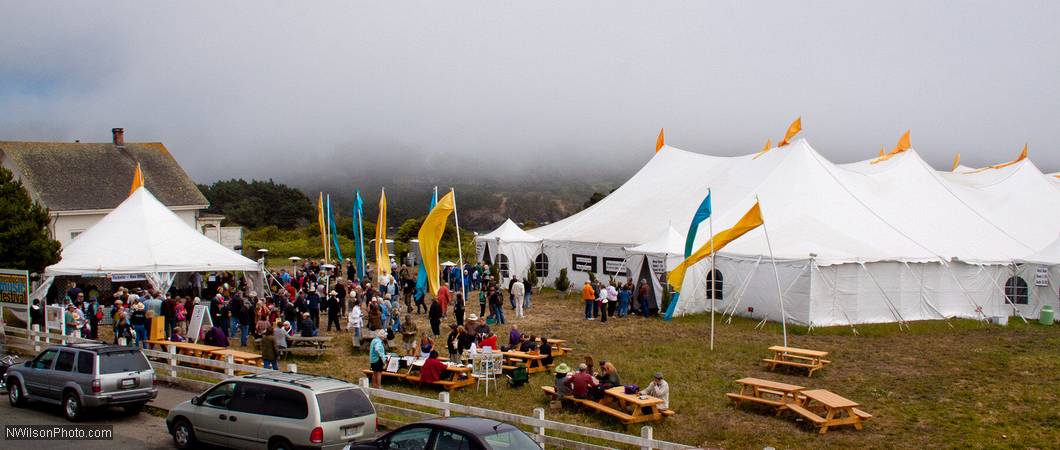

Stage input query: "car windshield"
[
  {"left": 99, "top": 350, "right": 150, "bottom": 374},
  {"left": 317, "top": 388, "right": 374, "bottom": 422},
  {"left": 481, "top": 429, "right": 541, "bottom": 450}
]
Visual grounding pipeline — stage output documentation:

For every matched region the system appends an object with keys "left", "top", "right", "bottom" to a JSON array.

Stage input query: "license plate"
[
  {"left": 121, "top": 378, "right": 135, "bottom": 388},
  {"left": 342, "top": 424, "right": 361, "bottom": 437}
]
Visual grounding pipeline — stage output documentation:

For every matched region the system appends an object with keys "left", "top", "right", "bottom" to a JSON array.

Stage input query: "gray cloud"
[{"left": 1, "top": 0, "right": 1058, "bottom": 183}]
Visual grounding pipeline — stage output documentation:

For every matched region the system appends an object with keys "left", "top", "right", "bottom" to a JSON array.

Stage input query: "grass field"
[
  {"left": 81, "top": 288, "right": 1060, "bottom": 449},
  {"left": 258, "top": 289, "right": 1060, "bottom": 449}
]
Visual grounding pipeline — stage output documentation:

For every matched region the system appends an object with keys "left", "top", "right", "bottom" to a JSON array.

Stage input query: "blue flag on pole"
[
  {"left": 415, "top": 189, "right": 439, "bottom": 303},
  {"left": 328, "top": 195, "right": 344, "bottom": 262},
  {"left": 353, "top": 190, "right": 365, "bottom": 280},
  {"left": 665, "top": 189, "right": 712, "bottom": 321},
  {"left": 683, "top": 190, "right": 712, "bottom": 258}
]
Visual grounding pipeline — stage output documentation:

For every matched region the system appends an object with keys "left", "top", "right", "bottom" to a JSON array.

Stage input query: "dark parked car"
[
  {"left": 6, "top": 343, "right": 157, "bottom": 421},
  {"left": 346, "top": 417, "right": 541, "bottom": 450}
]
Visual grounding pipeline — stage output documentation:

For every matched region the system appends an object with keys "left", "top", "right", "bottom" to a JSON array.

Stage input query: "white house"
[{"left": 0, "top": 128, "right": 212, "bottom": 248}]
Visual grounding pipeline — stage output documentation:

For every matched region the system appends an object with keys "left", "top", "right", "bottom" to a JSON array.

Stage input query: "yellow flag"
[
  {"left": 128, "top": 163, "right": 145, "bottom": 196},
  {"left": 669, "top": 202, "right": 764, "bottom": 292},
  {"left": 951, "top": 152, "right": 961, "bottom": 172},
  {"left": 376, "top": 189, "right": 388, "bottom": 281},
  {"left": 317, "top": 193, "right": 327, "bottom": 257},
  {"left": 778, "top": 117, "right": 802, "bottom": 147},
  {"left": 418, "top": 191, "right": 455, "bottom": 296},
  {"left": 655, "top": 128, "right": 665, "bottom": 153}
]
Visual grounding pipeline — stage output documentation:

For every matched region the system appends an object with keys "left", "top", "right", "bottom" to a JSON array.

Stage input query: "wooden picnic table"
[
  {"left": 284, "top": 335, "right": 334, "bottom": 357},
  {"left": 209, "top": 349, "right": 264, "bottom": 367},
  {"left": 171, "top": 342, "right": 225, "bottom": 358},
  {"left": 764, "top": 345, "right": 831, "bottom": 377},
  {"left": 546, "top": 339, "right": 574, "bottom": 357},
  {"left": 406, "top": 359, "right": 476, "bottom": 391},
  {"left": 600, "top": 386, "right": 672, "bottom": 424},
  {"left": 787, "top": 389, "right": 871, "bottom": 434},
  {"left": 726, "top": 377, "right": 805, "bottom": 415},
  {"left": 501, "top": 350, "right": 550, "bottom": 374}
]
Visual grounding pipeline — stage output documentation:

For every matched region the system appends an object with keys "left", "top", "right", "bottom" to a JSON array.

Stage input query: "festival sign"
[
  {"left": 1035, "top": 267, "right": 1050, "bottom": 287},
  {"left": 186, "top": 304, "right": 213, "bottom": 343},
  {"left": 602, "top": 257, "right": 627, "bottom": 276},
  {"left": 571, "top": 254, "right": 597, "bottom": 273},
  {"left": 0, "top": 269, "right": 30, "bottom": 308}
]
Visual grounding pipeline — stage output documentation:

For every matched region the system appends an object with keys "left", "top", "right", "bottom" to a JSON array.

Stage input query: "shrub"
[{"left": 554, "top": 268, "right": 570, "bottom": 291}]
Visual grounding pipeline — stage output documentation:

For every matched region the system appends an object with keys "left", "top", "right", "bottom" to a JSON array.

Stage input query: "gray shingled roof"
[{"left": 0, "top": 141, "right": 208, "bottom": 211}]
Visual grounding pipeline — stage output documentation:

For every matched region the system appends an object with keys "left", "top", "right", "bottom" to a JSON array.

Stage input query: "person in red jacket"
[
  {"left": 564, "top": 363, "right": 598, "bottom": 399},
  {"left": 479, "top": 332, "right": 498, "bottom": 350},
  {"left": 437, "top": 284, "right": 451, "bottom": 316},
  {"left": 419, "top": 350, "right": 447, "bottom": 384}
]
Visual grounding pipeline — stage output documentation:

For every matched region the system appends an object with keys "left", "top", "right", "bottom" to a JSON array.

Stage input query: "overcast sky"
[{"left": 1, "top": 0, "right": 1057, "bottom": 183}]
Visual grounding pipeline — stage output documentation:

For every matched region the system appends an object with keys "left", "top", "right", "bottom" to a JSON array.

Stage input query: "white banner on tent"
[
  {"left": 186, "top": 304, "right": 213, "bottom": 343},
  {"left": 649, "top": 257, "right": 667, "bottom": 276},
  {"left": 111, "top": 273, "right": 147, "bottom": 282},
  {"left": 1036, "top": 267, "right": 1050, "bottom": 287}
]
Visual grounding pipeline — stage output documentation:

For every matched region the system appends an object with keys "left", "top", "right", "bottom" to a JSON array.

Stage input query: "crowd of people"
[{"left": 580, "top": 278, "right": 660, "bottom": 321}]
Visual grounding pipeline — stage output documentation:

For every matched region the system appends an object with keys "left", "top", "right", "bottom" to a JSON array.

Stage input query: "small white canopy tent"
[
  {"left": 474, "top": 219, "right": 542, "bottom": 283},
  {"left": 34, "top": 188, "right": 261, "bottom": 300},
  {"left": 623, "top": 225, "right": 685, "bottom": 309}
]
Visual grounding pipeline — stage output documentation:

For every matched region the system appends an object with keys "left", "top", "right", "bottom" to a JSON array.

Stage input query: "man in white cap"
[{"left": 369, "top": 328, "right": 388, "bottom": 388}]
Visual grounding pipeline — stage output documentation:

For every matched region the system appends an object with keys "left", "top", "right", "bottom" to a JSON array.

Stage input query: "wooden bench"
[
  {"left": 765, "top": 346, "right": 831, "bottom": 377},
  {"left": 726, "top": 393, "right": 785, "bottom": 408},
  {"left": 853, "top": 408, "right": 873, "bottom": 420},
  {"left": 786, "top": 403, "right": 827, "bottom": 425},
  {"left": 541, "top": 386, "right": 637, "bottom": 423},
  {"left": 661, "top": 409, "right": 676, "bottom": 417},
  {"left": 361, "top": 368, "right": 408, "bottom": 381},
  {"left": 542, "top": 385, "right": 563, "bottom": 399}
]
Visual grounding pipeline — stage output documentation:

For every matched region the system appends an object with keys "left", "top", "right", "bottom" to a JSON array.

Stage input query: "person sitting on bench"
[
  {"left": 420, "top": 350, "right": 447, "bottom": 384},
  {"left": 564, "top": 363, "right": 598, "bottom": 399},
  {"left": 553, "top": 363, "right": 573, "bottom": 397},
  {"left": 539, "top": 337, "right": 553, "bottom": 366},
  {"left": 641, "top": 372, "right": 670, "bottom": 410}
]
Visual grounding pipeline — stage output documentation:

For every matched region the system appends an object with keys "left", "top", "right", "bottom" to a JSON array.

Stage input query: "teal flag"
[
  {"left": 683, "top": 190, "right": 712, "bottom": 258},
  {"left": 327, "top": 195, "right": 344, "bottom": 262},
  {"left": 353, "top": 190, "right": 365, "bottom": 280}
]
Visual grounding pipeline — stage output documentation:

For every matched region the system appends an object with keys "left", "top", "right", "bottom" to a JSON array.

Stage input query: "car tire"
[
  {"left": 171, "top": 419, "right": 197, "bottom": 450},
  {"left": 8, "top": 380, "right": 25, "bottom": 407},
  {"left": 268, "top": 437, "right": 294, "bottom": 450},
  {"left": 122, "top": 402, "right": 146, "bottom": 414},
  {"left": 62, "top": 392, "right": 83, "bottom": 422}
]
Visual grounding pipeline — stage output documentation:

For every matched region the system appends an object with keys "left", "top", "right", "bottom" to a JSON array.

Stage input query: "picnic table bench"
[
  {"left": 363, "top": 356, "right": 474, "bottom": 391},
  {"left": 209, "top": 349, "right": 264, "bottom": 367},
  {"left": 787, "top": 389, "right": 871, "bottom": 434},
  {"left": 283, "top": 335, "right": 333, "bottom": 357},
  {"left": 501, "top": 350, "right": 550, "bottom": 374},
  {"left": 726, "top": 377, "right": 805, "bottom": 415},
  {"left": 541, "top": 386, "right": 673, "bottom": 424},
  {"left": 546, "top": 339, "right": 574, "bottom": 357},
  {"left": 764, "top": 345, "right": 831, "bottom": 377}
]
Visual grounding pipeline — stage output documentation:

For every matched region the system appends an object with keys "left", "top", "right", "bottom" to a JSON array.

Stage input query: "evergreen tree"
[{"left": 0, "top": 167, "right": 61, "bottom": 272}]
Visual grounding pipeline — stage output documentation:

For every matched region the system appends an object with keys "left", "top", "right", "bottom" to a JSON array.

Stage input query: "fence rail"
[{"left": 2, "top": 326, "right": 693, "bottom": 450}]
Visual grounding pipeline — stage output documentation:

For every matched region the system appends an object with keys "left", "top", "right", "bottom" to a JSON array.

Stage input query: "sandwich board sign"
[
  {"left": 0, "top": 269, "right": 30, "bottom": 331},
  {"left": 186, "top": 304, "right": 213, "bottom": 343}
]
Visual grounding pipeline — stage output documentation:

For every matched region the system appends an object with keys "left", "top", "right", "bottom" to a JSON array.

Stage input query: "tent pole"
[
  {"left": 709, "top": 188, "right": 715, "bottom": 351},
  {"left": 758, "top": 196, "right": 787, "bottom": 347},
  {"left": 724, "top": 256, "right": 763, "bottom": 323},
  {"left": 941, "top": 259, "right": 988, "bottom": 322},
  {"left": 901, "top": 261, "right": 953, "bottom": 327},
  {"left": 811, "top": 262, "right": 860, "bottom": 335},
  {"left": 859, "top": 263, "right": 908, "bottom": 329},
  {"left": 451, "top": 188, "right": 468, "bottom": 303}
]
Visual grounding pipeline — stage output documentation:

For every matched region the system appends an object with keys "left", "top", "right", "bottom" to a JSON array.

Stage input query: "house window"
[
  {"left": 1004, "top": 276, "right": 1029, "bottom": 305},
  {"left": 706, "top": 269, "right": 723, "bottom": 300},
  {"left": 70, "top": 230, "right": 84, "bottom": 240},
  {"left": 496, "top": 254, "right": 510, "bottom": 279},
  {"left": 534, "top": 253, "right": 549, "bottom": 278}
]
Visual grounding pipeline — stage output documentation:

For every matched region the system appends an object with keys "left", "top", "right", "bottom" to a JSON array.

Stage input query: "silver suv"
[
  {"left": 166, "top": 372, "right": 378, "bottom": 450},
  {"left": 6, "top": 343, "right": 157, "bottom": 421}
]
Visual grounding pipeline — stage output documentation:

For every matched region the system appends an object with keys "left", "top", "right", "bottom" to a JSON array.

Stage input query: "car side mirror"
[
  {"left": 23, "top": 361, "right": 31, "bottom": 367},
  {"left": 191, "top": 396, "right": 202, "bottom": 406}
]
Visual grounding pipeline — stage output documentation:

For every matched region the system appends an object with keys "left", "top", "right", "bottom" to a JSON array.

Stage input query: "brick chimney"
[{"left": 112, "top": 128, "right": 125, "bottom": 147}]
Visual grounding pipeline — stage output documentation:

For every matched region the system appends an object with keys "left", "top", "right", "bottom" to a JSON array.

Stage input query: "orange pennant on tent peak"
[
  {"left": 951, "top": 152, "right": 961, "bottom": 172},
  {"left": 655, "top": 128, "right": 665, "bottom": 153},
  {"left": 777, "top": 117, "right": 802, "bottom": 147},
  {"left": 893, "top": 130, "right": 911, "bottom": 154},
  {"left": 752, "top": 138, "right": 773, "bottom": 160},
  {"left": 128, "top": 163, "right": 145, "bottom": 196}
]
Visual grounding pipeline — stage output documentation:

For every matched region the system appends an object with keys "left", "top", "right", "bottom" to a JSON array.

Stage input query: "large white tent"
[
  {"left": 34, "top": 188, "right": 261, "bottom": 299},
  {"left": 474, "top": 219, "right": 542, "bottom": 282},
  {"left": 528, "top": 139, "right": 1060, "bottom": 326}
]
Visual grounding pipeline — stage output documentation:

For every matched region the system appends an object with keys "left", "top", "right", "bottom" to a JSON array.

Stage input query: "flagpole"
[
  {"left": 451, "top": 188, "right": 468, "bottom": 303},
  {"left": 757, "top": 195, "right": 788, "bottom": 347},
  {"left": 708, "top": 188, "right": 715, "bottom": 351},
  {"left": 326, "top": 194, "right": 332, "bottom": 263}
]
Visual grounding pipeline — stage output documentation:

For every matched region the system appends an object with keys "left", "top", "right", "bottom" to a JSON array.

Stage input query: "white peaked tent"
[
  {"left": 1050, "top": 172, "right": 1060, "bottom": 191},
  {"left": 529, "top": 139, "right": 1060, "bottom": 325},
  {"left": 1016, "top": 234, "right": 1060, "bottom": 316},
  {"left": 474, "top": 219, "right": 542, "bottom": 282},
  {"left": 36, "top": 188, "right": 261, "bottom": 298},
  {"left": 623, "top": 225, "right": 685, "bottom": 309}
]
